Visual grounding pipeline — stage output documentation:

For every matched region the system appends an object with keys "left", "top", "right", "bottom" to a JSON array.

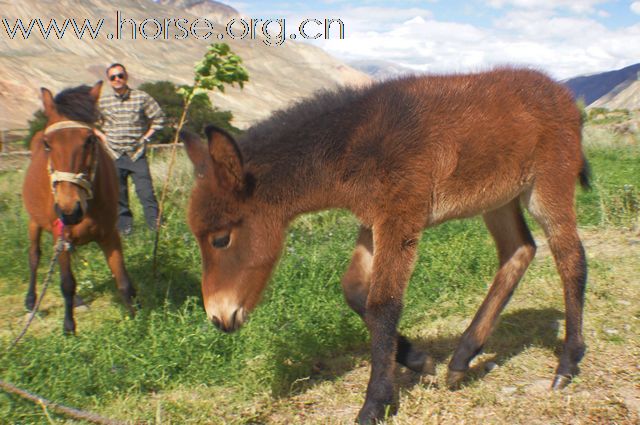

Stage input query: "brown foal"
[
  {"left": 182, "top": 68, "right": 589, "bottom": 424},
  {"left": 23, "top": 82, "right": 136, "bottom": 334}
]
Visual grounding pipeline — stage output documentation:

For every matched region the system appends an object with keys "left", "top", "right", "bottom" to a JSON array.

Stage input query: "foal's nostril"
[
  {"left": 210, "top": 315, "right": 222, "bottom": 330},
  {"left": 229, "top": 308, "right": 241, "bottom": 332},
  {"left": 229, "top": 307, "right": 247, "bottom": 332},
  {"left": 210, "top": 309, "right": 245, "bottom": 333}
]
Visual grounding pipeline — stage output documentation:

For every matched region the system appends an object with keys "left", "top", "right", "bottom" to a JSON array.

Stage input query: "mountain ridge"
[{"left": 0, "top": 0, "right": 371, "bottom": 129}]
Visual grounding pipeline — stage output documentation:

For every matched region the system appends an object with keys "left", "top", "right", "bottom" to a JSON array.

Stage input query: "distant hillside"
[
  {"left": 0, "top": 0, "right": 371, "bottom": 130},
  {"left": 564, "top": 63, "right": 640, "bottom": 106},
  {"left": 590, "top": 80, "right": 640, "bottom": 110},
  {"left": 157, "top": 0, "right": 238, "bottom": 21},
  {"left": 349, "top": 60, "right": 415, "bottom": 81}
]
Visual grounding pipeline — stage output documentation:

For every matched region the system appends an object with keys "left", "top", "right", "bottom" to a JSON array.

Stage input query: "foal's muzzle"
[
  {"left": 55, "top": 202, "right": 84, "bottom": 225},
  {"left": 210, "top": 307, "right": 247, "bottom": 333}
]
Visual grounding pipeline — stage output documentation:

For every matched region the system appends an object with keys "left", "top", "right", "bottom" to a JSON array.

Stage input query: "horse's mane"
[{"left": 53, "top": 85, "right": 99, "bottom": 124}]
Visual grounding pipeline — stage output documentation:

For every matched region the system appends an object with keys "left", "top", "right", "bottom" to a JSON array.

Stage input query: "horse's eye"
[
  {"left": 212, "top": 233, "right": 231, "bottom": 249},
  {"left": 85, "top": 136, "right": 96, "bottom": 147},
  {"left": 43, "top": 140, "right": 51, "bottom": 152}
]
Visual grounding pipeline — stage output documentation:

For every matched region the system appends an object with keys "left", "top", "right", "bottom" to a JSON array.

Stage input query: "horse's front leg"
[
  {"left": 342, "top": 225, "right": 434, "bottom": 374},
  {"left": 25, "top": 220, "right": 42, "bottom": 311},
  {"left": 98, "top": 232, "right": 136, "bottom": 316},
  {"left": 58, "top": 249, "right": 77, "bottom": 334},
  {"left": 357, "top": 223, "right": 420, "bottom": 425}
]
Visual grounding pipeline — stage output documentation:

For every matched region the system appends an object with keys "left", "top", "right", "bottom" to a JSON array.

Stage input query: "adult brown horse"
[
  {"left": 23, "top": 82, "right": 136, "bottom": 334},
  {"left": 181, "top": 68, "right": 590, "bottom": 424}
]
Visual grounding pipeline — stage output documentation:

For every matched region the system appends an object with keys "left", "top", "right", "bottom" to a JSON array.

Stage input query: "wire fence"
[
  {"left": 0, "top": 128, "right": 183, "bottom": 172},
  {"left": 0, "top": 128, "right": 29, "bottom": 153}
]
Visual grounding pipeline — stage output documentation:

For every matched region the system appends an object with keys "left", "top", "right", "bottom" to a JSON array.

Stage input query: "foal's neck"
[
  {"left": 240, "top": 131, "right": 358, "bottom": 221},
  {"left": 237, "top": 86, "right": 373, "bottom": 222}
]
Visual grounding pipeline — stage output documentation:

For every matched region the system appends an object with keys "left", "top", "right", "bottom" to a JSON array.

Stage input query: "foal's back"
[{"left": 338, "top": 68, "right": 583, "bottom": 227}]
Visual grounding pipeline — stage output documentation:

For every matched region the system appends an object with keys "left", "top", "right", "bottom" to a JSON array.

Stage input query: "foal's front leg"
[
  {"left": 342, "top": 226, "right": 434, "bottom": 374},
  {"left": 357, "top": 224, "right": 419, "bottom": 425}
]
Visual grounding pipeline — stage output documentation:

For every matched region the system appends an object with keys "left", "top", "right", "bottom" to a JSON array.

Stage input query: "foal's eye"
[
  {"left": 212, "top": 233, "right": 231, "bottom": 249},
  {"left": 43, "top": 140, "right": 51, "bottom": 152}
]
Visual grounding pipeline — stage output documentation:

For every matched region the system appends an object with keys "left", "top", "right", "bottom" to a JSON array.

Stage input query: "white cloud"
[
  {"left": 487, "top": 0, "right": 607, "bottom": 14},
  {"left": 228, "top": 2, "right": 640, "bottom": 79},
  {"left": 631, "top": 2, "right": 640, "bottom": 15},
  {"left": 313, "top": 9, "right": 640, "bottom": 79}
]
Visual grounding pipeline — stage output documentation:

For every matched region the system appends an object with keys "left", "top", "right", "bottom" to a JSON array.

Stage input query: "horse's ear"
[
  {"left": 205, "top": 125, "right": 244, "bottom": 191},
  {"left": 89, "top": 81, "right": 103, "bottom": 103},
  {"left": 180, "top": 130, "right": 212, "bottom": 179},
  {"left": 41, "top": 88, "right": 56, "bottom": 118}
]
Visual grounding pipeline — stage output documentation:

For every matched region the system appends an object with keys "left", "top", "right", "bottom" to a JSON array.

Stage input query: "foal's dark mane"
[
  {"left": 239, "top": 85, "right": 367, "bottom": 157},
  {"left": 53, "top": 85, "right": 99, "bottom": 124},
  {"left": 238, "top": 77, "right": 425, "bottom": 204}
]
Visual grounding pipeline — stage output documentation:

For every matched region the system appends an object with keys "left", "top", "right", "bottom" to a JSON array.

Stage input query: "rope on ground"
[
  {"left": 0, "top": 379, "right": 127, "bottom": 425},
  {"left": 8, "top": 237, "right": 65, "bottom": 351},
  {"left": 1, "top": 239, "right": 126, "bottom": 425}
]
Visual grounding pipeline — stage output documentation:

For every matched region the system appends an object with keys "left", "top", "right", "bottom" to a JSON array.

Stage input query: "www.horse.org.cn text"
[{"left": 1, "top": 12, "right": 346, "bottom": 46}]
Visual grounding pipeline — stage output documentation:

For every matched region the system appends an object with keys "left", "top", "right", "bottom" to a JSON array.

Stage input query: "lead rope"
[
  {"left": 0, "top": 380, "right": 126, "bottom": 425},
  {"left": 1, "top": 221, "right": 128, "bottom": 425},
  {"left": 8, "top": 235, "right": 65, "bottom": 350}
]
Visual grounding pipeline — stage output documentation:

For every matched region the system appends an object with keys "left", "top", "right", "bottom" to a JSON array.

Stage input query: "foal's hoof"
[
  {"left": 551, "top": 374, "right": 571, "bottom": 390},
  {"left": 356, "top": 402, "right": 388, "bottom": 425},
  {"left": 446, "top": 370, "right": 466, "bottom": 390},
  {"left": 404, "top": 352, "right": 436, "bottom": 375}
]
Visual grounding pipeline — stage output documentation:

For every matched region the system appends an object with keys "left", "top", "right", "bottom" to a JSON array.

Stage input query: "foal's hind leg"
[
  {"left": 341, "top": 226, "right": 435, "bottom": 374},
  {"left": 526, "top": 188, "right": 587, "bottom": 389},
  {"left": 98, "top": 232, "right": 136, "bottom": 316},
  {"left": 25, "top": 220, "right": 42, "bottom": 311},
  {"left": 448, "top": 200, "right": 536, "bottom": 388},
  {"left": 58, "top": 249, "right": 77, "bottom": 334}
]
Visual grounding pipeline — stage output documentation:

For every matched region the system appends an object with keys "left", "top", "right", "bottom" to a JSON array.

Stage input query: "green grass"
[
  {"left": 577, "top": 146, "right": 640, "bottom": 227},
  {"left": 0, "top": 144, "right": 639, "bottom": 423}
]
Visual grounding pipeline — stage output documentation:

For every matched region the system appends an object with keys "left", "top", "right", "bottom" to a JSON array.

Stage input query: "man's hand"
[{"left": 93, "top": 128, "right": 107, "bottom": 144}]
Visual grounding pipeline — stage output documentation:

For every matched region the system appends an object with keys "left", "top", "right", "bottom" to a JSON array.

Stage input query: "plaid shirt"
[{"left": 98, "top": 87, "right": 164, "bottom": 161}]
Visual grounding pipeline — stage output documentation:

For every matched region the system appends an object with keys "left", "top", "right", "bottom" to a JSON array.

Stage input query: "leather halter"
[{"left": 44, "top": 120, "right": 98, "bottom": 200}]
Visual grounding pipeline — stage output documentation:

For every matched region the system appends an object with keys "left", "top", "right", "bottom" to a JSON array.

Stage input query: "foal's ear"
[
  {"left": 180, "top": 130, "right": 212, "bottom": 178},
  {"left": 205, "top": 125, "right": 244, "bottom": 191},
  {"left": 89, "top": 81, "right": 103, "bottom": 103},
  {"left": 41, "top": 88, "right": 56, "bottom": 118}
]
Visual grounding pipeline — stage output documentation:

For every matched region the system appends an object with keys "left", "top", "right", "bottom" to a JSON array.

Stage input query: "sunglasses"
[{"left": 109, "top": 73, "right": 126, "bottom": 81}]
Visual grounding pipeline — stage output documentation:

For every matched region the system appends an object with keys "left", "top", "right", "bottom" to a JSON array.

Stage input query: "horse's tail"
[{"left": 579, "top": 152, "right": 592, "bottom": 191}]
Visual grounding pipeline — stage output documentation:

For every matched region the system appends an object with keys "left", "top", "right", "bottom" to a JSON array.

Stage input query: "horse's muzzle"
[
  {"left": 55, "top": 201, "right": 83, "bottom": 225},
  {"left": 210, "top": 307, "right": 246, "bottom": 333}
]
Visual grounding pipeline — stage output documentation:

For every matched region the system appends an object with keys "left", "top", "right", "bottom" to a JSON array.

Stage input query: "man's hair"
[{"left": 106, "top": 63, "right": 127, "bottom": 76}]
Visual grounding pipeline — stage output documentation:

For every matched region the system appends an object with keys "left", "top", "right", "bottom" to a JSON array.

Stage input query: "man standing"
[{"left": 95, "top": 63, "right": 165, "bottom": 235}]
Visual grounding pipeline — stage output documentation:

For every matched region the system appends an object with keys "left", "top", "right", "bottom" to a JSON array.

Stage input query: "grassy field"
[{"left": 0, "top": 133, "right": 639, "bottom": 424}]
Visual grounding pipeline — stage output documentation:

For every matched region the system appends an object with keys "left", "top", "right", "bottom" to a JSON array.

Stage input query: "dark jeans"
[{"left": 116, "top": 154, "right": 159, "bottom": 231}]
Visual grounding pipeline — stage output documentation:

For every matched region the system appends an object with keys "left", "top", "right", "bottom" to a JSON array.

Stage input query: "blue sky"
[{"left": 224, "top": 0, "right": 640, "bottom": 78}]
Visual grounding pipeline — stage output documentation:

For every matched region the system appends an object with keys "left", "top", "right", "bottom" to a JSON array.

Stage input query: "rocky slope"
[
  {"left": 0, "top": 0, "right": 371, "bottom": 130},
  {"left": 564, "top": 63, "right": 640, "bottom": 109}
]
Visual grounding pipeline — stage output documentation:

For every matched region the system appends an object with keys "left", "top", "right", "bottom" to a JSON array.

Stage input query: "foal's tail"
[{"left": 579, "top": 153, "right": 592, "bottom": 191}]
